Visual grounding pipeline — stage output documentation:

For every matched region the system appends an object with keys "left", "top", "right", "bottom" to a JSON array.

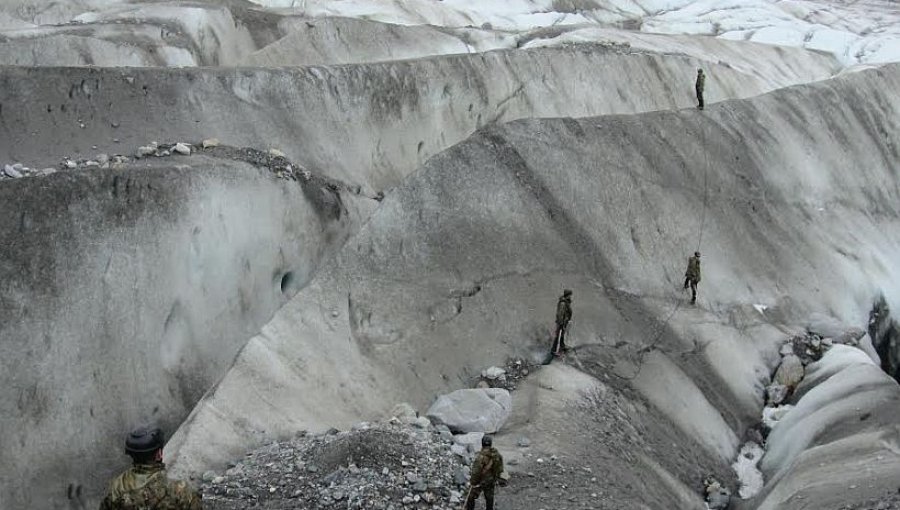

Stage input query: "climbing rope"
[{"left": 697, "top": 114, "right": 710, "bottom": 252}]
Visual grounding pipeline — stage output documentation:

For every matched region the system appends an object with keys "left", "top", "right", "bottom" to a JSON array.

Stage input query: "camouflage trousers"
[
  {"left": 552, "top": 323, "right": 569, "bottom": 355},
  {"left": 684, "top": 277, "right": 698, "bottom": 304},
  {"left": 465, "top": 484, "right": 495, "bottom": 510}
]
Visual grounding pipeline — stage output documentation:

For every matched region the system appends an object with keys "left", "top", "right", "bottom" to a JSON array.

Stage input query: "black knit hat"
[{"left": 125, "top": 427, "right": 164, "bottom": 454}]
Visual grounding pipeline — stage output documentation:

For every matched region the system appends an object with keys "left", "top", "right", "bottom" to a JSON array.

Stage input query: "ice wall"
[{"left": 0, "top": 157, "right": 369, "bottom": 508}]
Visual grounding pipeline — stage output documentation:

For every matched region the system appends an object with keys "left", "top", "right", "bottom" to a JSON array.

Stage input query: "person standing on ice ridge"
[
  {"left": 684, "top": 251, "right": 701, "bottom": 305},
  {"left": 551, "top": 289, "right": 573, "bottom": 356},
  {"left": 695, "top": 68, "right": 706, "bottom": 110}
]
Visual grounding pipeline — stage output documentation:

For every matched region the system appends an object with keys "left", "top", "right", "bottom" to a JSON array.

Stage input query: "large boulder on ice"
[
  {"left": 774, "top": 354, "right": 805, "bottom": 389},
  {"left": 426, "top": 388, "right": 511, "bottom": 433}
]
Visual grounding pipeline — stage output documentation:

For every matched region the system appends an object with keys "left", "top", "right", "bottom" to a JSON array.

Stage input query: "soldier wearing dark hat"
[{"left": 100, "top": 426, "right": 201, "bottom": 509}]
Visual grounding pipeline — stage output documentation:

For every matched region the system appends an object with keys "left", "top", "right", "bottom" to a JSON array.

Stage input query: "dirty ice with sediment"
[{"left": 1, "top": 0, "right": 900, "bottom": 509}]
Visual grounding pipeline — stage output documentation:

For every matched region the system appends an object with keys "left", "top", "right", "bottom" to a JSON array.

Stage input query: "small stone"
[
  {"left": 212, "top": 476, "right": 224, "bottom": 484},
  {"left": 96, "top": 154, "right": 109, "bottom": 165},
  {"left": 202, "top": 138, "right": 220, "bottom": 149},
  {"left": 332, "top": 490, "right": 345, "bottom": 501},
  {"left": 137, "top": 146, "right": 156, "bottom": 157},
  {"left": 3, "top": 165, "right": 23, "bottom": 178},
  {"left": 201, "top": 470, "right": 216, "bottom": 482},
  {"left": 269, "top": 148, "right": 286, "bottom": 158},
  {"left": 65, "top": 159, "right": 77, "bottom": 169},
  {"left": 173, "top": 143, "right": 191, "bottom": 155},
  {"left": 517, "top": 437, "right": 531, "bottom": 447},
  {"left": 40, "top": 168, "right": 57, "bottom": 175},
  {"left": 482, "top": 366, "right": 506, "bottom": 380},
  {"left": 766, "top": 383, "right": 788, "bottom": 406}
]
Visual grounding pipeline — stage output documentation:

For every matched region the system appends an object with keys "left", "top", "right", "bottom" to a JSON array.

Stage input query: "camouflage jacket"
[
  {"left": 469, "top": 447, "right": 504, "bottom": 487},
  {"left": 99, "top": 462, "right": 201, "bottom": 510},
  {"left": 556, "top": 296, "right": 572, "bottom": 326},
  {"left": 685, "top": 255, "right": 701, "bottom": 282},
  {"left": 696, "top": 72, "right": 705, "bottom": 93}
]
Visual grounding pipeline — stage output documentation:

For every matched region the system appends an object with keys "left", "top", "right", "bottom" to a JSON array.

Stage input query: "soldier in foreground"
[
  {"left": 684, "top": 251, "right": 702, "bottom": 305},
  {"left": 465, "top": 435, "right": 505, "bottom": 510},
  {"left": 552, "top": 289, "right": 573, "bottom": 356},
  {"left": 100, "top": 426, "right": 202, "bottom": 510},
  {"left": 696, "top": 68, "right": 706, "bottom": 110}
]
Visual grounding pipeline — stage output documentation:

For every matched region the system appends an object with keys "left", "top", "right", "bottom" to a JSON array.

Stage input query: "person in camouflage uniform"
[
  {"left": 695, "top": 69, "right": 706, "bottom": 110},
  {"left": 684, "top": 251, "right": 701, "bottom": 305},
  {"left": 552, "top": 289, "right": 573, "bottom": 356},
  {"left": 100, "top": 427, "right": 201, "bottom": 510},
  {"left": 465, "top": 435, "right": 505, "bottom": 510}
]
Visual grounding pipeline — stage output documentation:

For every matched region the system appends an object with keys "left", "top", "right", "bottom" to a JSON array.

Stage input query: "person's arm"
[{"left": 469, "top": 456, "right": 483, "bottom": 486}]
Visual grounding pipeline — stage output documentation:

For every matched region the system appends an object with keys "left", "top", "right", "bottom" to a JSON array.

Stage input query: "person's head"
[
  {"left": 125, "top": 426, "right": 165, "bottom": 464},
  {"left": 698, "top": 68, "right": 703, "bottom": 74},
  {"left": 563, "top": 289, "right": 573, "bottom": 297},
  {"left": 695, "top": 251, "right": 701, "bottom": 257},
  {"left": 481, "top": 435, "right": 493, "bottom": 449}
]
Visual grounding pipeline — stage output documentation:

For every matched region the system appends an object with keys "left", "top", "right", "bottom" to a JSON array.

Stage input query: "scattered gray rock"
[
  {"left": 482, "top": 366, "right": 506, "bottom": 380},
  {"left": 766, "top": 383, "right": 788, "bottom": 406},
  {"left": 517, "top": 437, "right": 531, "bottom": 448},
  {"left": 136, "top": 145, "right": 156, "bottom": 158},
  {"left": 704, "top": 475, "right": 731, "bottom": 510},
  {"left": 426, "top": 388, "right": 512, "bottom": 433},
  {"left": 174, "top": 142, "right": 191, "bottom": 155},
  {"left": 774, "top": 354, "right": 805, "bottom": 389},
  {"left": 202, "top": 422, "right": 469, "bottom": 509},
  {"left": 3, "top": 165, "right": 22, "bottom": 178}
]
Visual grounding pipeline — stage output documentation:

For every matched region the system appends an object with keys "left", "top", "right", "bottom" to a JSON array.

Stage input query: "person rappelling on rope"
[
  {"left": 684, "top": 251, "right": 701, "bottom": 305},
  {"left": 695, "top": 68, "right": 705, "bottom": 110},
  {"left": 551, "top": 289, "right": 573, "bottom": 356}
]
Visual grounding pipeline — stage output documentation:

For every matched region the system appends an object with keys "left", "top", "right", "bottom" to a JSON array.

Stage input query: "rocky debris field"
[
  {"left": 200, "top": 422, "right": 471, "bottom": 510},
  {"left": 477, "top": 358, "right": 536, "bottom": 392},
  {"left": 1, "top": 139, "right": 355, "bottom": 192},
  {"left": 838, "top": 490, "right": 900, "bottom": 509}
]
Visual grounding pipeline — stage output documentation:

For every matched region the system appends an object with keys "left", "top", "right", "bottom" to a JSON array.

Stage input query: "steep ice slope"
[
  {"left": 0, "top": 45, "right": 835, "bottom": 191},
  {"left": 170, "top": 65, "right": 900, "bottom": 508},
  {"left": 0, "top": 156, "right": 372, "bottom": 509}
]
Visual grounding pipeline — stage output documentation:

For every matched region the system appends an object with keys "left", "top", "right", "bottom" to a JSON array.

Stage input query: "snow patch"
[
  {"left": 762, "top": 404, "right": 793, "bottom": 429},
  {"left": 753, "top": 304, "right": 768, "bottom": 314},
  {"left": 732, "top": 441, "right": 765, "bottom": 499}
]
